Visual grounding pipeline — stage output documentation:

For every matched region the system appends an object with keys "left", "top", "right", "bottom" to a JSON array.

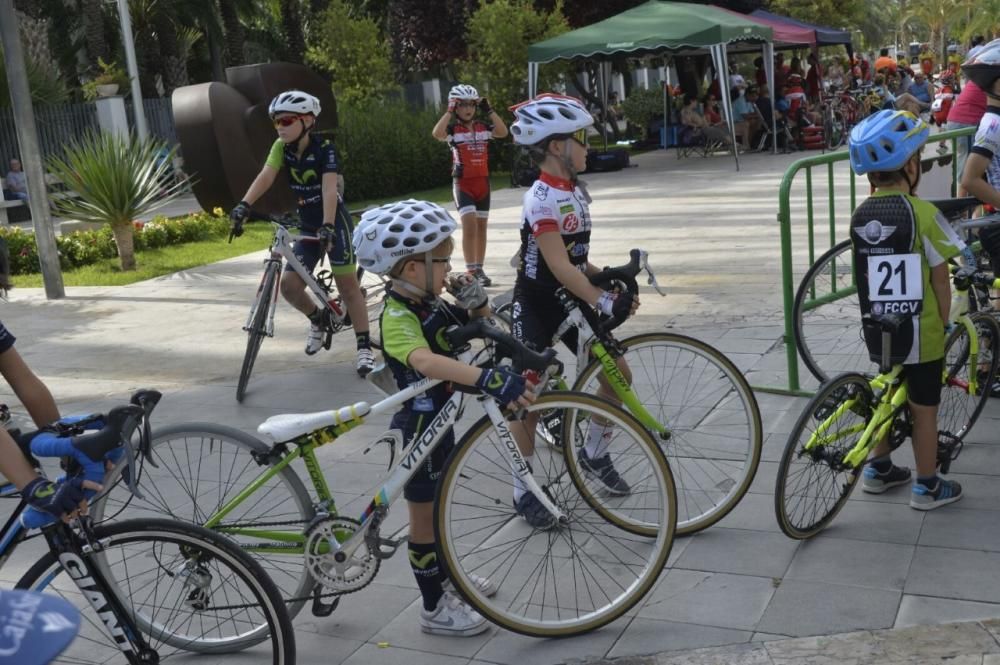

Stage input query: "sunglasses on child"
[{"left": 273, "top": 115, "right": 303, "bottom": 128}]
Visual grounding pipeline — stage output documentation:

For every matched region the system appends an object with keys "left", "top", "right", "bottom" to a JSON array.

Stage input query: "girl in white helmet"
[
  {"left": 352, "top": 200, "right": 534, "bottom": 637},
  {"left": 431, "top": 84, "right": 508, "bottom": 287},
  {"left": 229, "top": 90, "right": 376, "bottom": 377},
  {"left": 506, "top": 93, "right": 639, "bottom": 529}
]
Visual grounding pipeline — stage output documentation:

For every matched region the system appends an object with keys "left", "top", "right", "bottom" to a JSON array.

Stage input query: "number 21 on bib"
[{"left": 867, "top": 253, "right": 923, "bottom": 315}]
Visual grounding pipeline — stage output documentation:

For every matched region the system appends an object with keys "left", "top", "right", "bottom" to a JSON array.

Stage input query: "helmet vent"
[{"left": 382, "top": 237, "right": 399, "bottom": 248}]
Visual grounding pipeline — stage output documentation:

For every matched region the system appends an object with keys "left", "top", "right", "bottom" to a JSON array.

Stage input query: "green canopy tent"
[{"left": 527, "top": 1, "right": 775, "bottom": 168}]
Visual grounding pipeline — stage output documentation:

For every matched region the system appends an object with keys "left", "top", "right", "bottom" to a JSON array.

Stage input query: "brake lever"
[{"left": 639, "top": 251, "right": 666, "bottom": 297}]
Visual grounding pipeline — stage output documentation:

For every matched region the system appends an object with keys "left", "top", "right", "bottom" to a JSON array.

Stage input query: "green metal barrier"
[{"left": 774, "top": 126, "right": 976, "bottom": 395}]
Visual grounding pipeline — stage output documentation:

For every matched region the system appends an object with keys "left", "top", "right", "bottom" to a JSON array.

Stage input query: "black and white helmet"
[
  {"left": 510, "top": 94, "right": 594, "bottom": 146},
  {"left": 448, "top": 84, "right": 479, "bottom": 101},
  {"left": 352, "top": 200, "right": 457, "bottom": 275},
  {"left": 962, "top": 38, "right": 1000, "bottom": 95},
  {"left": 268, "top": 90, "right": 321, "bottom": 118}
]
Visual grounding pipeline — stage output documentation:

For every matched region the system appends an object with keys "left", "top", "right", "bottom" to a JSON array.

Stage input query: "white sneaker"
[
  {"left": 419, "top": 591, "right": 489, "bottom": 636},
  {"left": 304, "top": 321, "right": 325, "bottom": 355},
  {"left": 356, "top": 347, "right": 376, "bottom": 377},
  {"left": 443, "top": 574, "right": 497, "bottom": 598}
]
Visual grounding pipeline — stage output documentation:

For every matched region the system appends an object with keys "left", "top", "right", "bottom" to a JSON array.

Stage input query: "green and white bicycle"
[{"left": 494, "top": 250, "right": 763, "bottom": 534}]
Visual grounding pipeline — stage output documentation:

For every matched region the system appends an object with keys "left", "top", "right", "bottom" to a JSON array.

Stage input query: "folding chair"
[{"left": 676, "top": 125, "right": 712, "bottom": 159}]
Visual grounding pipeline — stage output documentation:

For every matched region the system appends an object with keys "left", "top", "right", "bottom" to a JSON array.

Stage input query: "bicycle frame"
[{"left": 204, "top": 348, "right": 564, "bottom": 557}]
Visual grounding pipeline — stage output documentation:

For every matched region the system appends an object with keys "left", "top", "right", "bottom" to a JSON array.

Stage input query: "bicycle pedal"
[
  {"left": 373, "top": 535, "right": 407, "bottom": 560},
  {"left": 311, "top": 592, "right": 340, "bottom": 618}
]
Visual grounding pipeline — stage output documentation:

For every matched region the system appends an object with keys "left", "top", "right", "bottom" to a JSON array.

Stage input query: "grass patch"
[
  {"left": 11, "top": 225, "right": 274, "bottom": 288},
  {"left": 349, "top": 172, "right": 511, "bottom": 211}
]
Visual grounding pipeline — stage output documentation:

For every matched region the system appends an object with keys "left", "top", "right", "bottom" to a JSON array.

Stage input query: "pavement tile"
[
  {"left": 295, "top": 583, "right": 421, "bottom": 642},
  {"left": 673, "top": 529, "right": 799, "bottom": 579},
  {"left": 746, "top": 461, "right": 779, "bottom": 495},
  {"left": 639, "top": 570, "right": 776, "bottom": 631},
  {"left": 905, "top": 547, "right": 1000, "bottom": 604},
  {"left": 762, "top": 630, "right": 882, "bottom": 665},
  {"left": 783, "top": 537, "right": 914, "bottom": 591},
  {"left": 649, "top": 642, "right": 773, "bottom": 665},
  {"left": 371, "top": 597, "right": 494, "bottom": 659},
  {"left": 340, "top": 643, "right": 471, "bottom": 665},
  {"left": 919, "top": 508, "right": 1000, "bottom": 552},
  {"left": 755, "top": 579, "right": 900, "bottom": 637},
  {"left": 607, "top": 618, "right": 751, "bottom": 659},
  {"left": 872, "top": 621, "right": 1000, "bottom": 661},
  {"left": 816, "top": 500, "right": 924, "bottom": 545},
  {"left": 714, "top": 491, "right": 783, "bottom": 533},
  {"left": 291, "top": 628, "right": 365, "bottom": 665},
  {"left": 474, "top": 623, "right": 623, "bottom": 665},
  {"left": 895, "top": 595, "right": 1000, "bottom": 628}
]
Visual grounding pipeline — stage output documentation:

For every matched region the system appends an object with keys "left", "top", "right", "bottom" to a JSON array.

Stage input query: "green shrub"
[
  {"left": 0, "top": 209, "right": 230, "bottom": 275},
  {"left": 621, "top": 87, "right": 664, "bottom": 138},
  {"left": 335, "top": 100, "right": 454, "bottom": 203}
]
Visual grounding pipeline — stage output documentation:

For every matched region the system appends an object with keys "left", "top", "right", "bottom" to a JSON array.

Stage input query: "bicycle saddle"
[{"left": 928, "top": 197, "right": 981, "bottom": 221}]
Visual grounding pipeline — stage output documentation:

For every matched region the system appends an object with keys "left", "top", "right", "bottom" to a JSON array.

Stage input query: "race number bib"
[{"left": 867, "top": 253, "right": 923, "bottom": 315}]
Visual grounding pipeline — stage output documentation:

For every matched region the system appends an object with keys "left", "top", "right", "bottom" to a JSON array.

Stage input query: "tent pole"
[
  {"left": 765, "top": 43, "right": 777, "bottom": 154},
  {"left": 713, "top": 44, "right": 739, "bottom": 170}
]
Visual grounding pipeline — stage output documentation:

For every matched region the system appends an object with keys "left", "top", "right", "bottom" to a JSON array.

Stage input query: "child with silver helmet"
[
  {"left": 352, "top": 199, "right": 534, "bottom": 637},
  {"left": 848, "top": 109, "right": 968, "bottom": 510}
]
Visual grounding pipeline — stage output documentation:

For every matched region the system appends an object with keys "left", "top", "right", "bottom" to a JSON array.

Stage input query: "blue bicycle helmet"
[{"left": 849, "top": 109, "right": 929, "bottom": 175}]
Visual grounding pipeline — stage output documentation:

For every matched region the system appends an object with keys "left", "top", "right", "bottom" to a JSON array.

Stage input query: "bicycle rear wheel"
[
  {"left": 357, "top": 266, "right": 388, "bottom": 348},
  {"left": 17, "top": 519, "right": 295, "bottom": 661},
  {"left": 92, "top": 423, "right": 316, "bottom": 619},
  {"left": 939, "top": 312, "right": 1000, "bottom": 443},
  {"left": 434, "top": 392, "right": 676, "bottom": 637},
  {"left": 775, "top": 372, "right": 874, "bottom": 539},
  {"left": 237, "top": 262, "right": 278, "bottom": 402},
  {"left": 574, "top": 333, "right": 762, "bottom": 535},
  {"left": 793, "top": 239, "right": 871, "bottom": 383}
]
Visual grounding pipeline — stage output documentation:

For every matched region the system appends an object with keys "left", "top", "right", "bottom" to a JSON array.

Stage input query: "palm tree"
[
  {"left": 279, "top": 0, "right": 306, "bottom": 63},
  {"left": 47, "top": 132, "right": 186, "bottom": 272},
  {"left": 905, "top": 0, "right": 960, "bottom": 63},
  {"left": 218, "top": 0, "right": 246, "bottom": 66},
  {"left": 81, "top": 0, "right": 109, "bottom": 69}
]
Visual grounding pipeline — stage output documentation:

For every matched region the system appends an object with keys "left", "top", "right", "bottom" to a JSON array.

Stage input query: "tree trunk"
[
  {"left": 154, "top": 14, "right": 187, "bottom": 93},
  {"left": 110, "top": 222, "right": 137, "bottom": 271},
  {"left": 217, "top": 0, "right": 245, "bottom": 67},
  {"left": 206, "top": 29, "right": 226, "bottom": 82},
  {"left": 81, "top": 0, "right": 108, "bottom": 69},
  {"left": 279, "top": 0, "right": 306, "bottom": 64}
]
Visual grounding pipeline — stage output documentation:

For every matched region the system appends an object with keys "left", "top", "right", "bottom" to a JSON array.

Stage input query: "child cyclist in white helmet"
[
  {"left": 352, "top": 200, "right": 535, "bottom": 636},
  {"left": 432, "top": 84, "right": 508, "bottom": 287},
  {"left": 506, "top": 93, "right": 640, "bottom": 529},
  {"left": 230, "top": 90, "right": 376, "bottom": 377}
]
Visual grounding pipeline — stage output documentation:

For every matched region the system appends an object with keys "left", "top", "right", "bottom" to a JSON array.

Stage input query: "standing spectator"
[
  {"left": 827, "top": 59, "right": 845, "bottom": 89},
  {"left": 4, "top": 159, "right": 27, "bottom": 201},
  {"left": 875, "top": 48, "right": 898, "bottom": 76},
  {"left": 789, "top": 55, "right": 805, "bottom": 79},
  {"left": 774, "top": 53, "right": 790, "bottom": 91},
  {"left": 947, "top": 40, "right": 992, "bottom": 184},
  {"left": 729, "top": 63, "right": 746, "bottom": 91},
  {"left": 754, "top": 56, "right": 767, "bottom": 88},
  {"left": 805, "top": 53, "right": 823, "bottom": 102}
]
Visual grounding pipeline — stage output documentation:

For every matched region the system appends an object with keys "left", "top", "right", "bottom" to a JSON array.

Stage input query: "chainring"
[{"left": 304, "top": 515, "right": 380, "bottom": 593}]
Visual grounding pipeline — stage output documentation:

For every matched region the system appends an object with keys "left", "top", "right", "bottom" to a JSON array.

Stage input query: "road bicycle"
[
  {"left": 493, "top": 250, "right": 763, "bottom": 535},
  {"left": 775, "top": 269, "right": 1000, "bottom": 539},
  {"left": 818, "top": 91, "right": 848, "bottom": 150},
  {"left": 0, "top": 390, "right": 295, "bottom": 664},
  {"left": 792, "top": 198, "right": 1000, "bottom": 383},
  {"left": 94, "top": 320, "right": 677, "bottom": 637},
  {"left": 233, "top": 211, "right": 390, "bottom": 402}
]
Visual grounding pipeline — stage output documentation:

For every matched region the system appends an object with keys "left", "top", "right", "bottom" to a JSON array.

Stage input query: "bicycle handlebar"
[
  {"left": 578, "top": 248, "right": 666, "bottom": 333},
  {"left": 445, "top": 318, "right": 560, "bottom": 374},
  {"left": 228, "top": 207, "right": 371, "bottom": 243}
]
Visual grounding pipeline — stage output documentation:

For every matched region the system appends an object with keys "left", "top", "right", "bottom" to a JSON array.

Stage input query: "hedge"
[{"left": 3, "top": 208, "right": 230, "bottom": 275}]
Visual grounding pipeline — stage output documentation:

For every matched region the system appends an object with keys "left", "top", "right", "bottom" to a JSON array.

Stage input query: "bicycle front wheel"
[
  {"left": 435, "top": 392, "right": 676, "bottom": 637},
  {"left": 357, "top": 267, "right": 387, "bottom": 348},
  {"left": 574, "top": 333, "right": 762, "bottom": 535},
  {"left": 238, "top": 261, "right": 278, "bottom": 402},
  {"left": 17, "top": 519, "right": 295, "bottom": 661},
  {"left": 775, "top": 372, "right": 874, "bottom": 539},
  {"left": 793, "top": 239, "right": 870, "bottom": 383},
  {"left": 92, "top": 423, "right": 316, "bottom": 619},
  {"left": 939, "top": 311, "right": 1000, "bottom": 443}
]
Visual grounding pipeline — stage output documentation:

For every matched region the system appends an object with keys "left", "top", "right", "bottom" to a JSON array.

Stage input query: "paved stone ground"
[{"left": 0, "top": 147, "right": 997, "bottom": 664}]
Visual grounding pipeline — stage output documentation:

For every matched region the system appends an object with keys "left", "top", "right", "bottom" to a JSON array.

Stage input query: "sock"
[
  {"left": 467, "top": 263, "right": 481, "bottom": 272},
  {"left": 584, "top": 421, "right": 614, "bottom": 459},
  {"left": 512, "top": 454, "right": 532, "bottom": 502},
  {"left": 355, "top": 331, "right": 371, "bottom": 350},
  {"left": 916, "top": 474, "right": 939, "bottom": 491},
  {"left": 409, "top": 541, "right": 444, "bottom": 612},
  {"left": 868, "top": 454, "right": 893, "bottom": 474},
  {"left": 308, "top": 306, "right": 323, "bottom": 325}
]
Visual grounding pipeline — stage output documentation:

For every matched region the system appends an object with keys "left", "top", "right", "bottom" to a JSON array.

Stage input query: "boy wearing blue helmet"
[{"left": 848, "top": 109, "right": 967, "bottom": 510}]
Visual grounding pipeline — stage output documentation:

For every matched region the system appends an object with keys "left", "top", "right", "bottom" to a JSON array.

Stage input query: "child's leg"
[
  {"left": 407, "top": 500, "right": 444, "bottom": 612},
  {"left": 909, "top": 401, "right": 938, "bottom": 478}
]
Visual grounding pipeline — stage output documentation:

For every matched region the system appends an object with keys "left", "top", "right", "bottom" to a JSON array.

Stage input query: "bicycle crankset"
[{"left": 304, "top": 515, "right": 379, "bottom": 593}]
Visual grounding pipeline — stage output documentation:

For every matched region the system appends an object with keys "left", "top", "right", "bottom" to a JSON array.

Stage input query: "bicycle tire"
[
  {"left": 434, "top": 391, "right": 676, "bottom": 637},
  {"left": 573, "top": 333, "right": 762, "bottom": 535},
  {"left": 355, "top": 267, "right": 387, "bottom": 349},
  {"left": 939, "top": 312, "right": 1000, "bottom": 443},
  {"left": 17, "top": 518, "right": 295, "bottom": 661},
  {"left": 237, "top": 262, "right": 278, "bottom": 402},
  {"left": 793, "top": 239, "right": 870, "bottom": 384},
  {"left": 775, "top": 372, "right": 873, "bottom": 539},
  {"left": 92, "top": 423, "right": 316, "bottom": 619},
  {"left": 825, "top": 109, "right": 846, "bottom": 150}
]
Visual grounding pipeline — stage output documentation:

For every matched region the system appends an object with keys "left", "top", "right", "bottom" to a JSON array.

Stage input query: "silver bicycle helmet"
[
  {"left": 510, "top": 94, "right": 594, "bottom": 146},
  {"left": 353, "top": 199, "right": 457, "bottom": 275},
  {"left": 448, "top": 84, "right": 479, "bottom": 101},
  {"left": 268, "top": 90, "right": 322, "bottom": 118}
]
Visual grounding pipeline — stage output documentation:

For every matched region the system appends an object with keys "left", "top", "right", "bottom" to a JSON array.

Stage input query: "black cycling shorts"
[
  {"left": 0, "top": 320, "right": 15, "bottom": 355},
  {"left": 510, "top": 288, "right": 579, "bottom": 353},
  {"left": 392, "top": 409, "right": 455, "bottom": 503},
  {"left": 904, "top": 357, "right": 945, "bottom": 407},
  {"left": 285, "top": 205, "right": 355, "bottom": 276}
]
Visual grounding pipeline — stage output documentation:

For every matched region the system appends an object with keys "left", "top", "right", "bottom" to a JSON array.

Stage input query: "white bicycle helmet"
[
  {"left": 510, "top": 94, "right": 594, "bottom": 146},
  {"left": 448, "top": 84, "right": 479, "bottom": 101},
  {"left": 268, "top": 90, "right": 322, "bottom": 118},
  {"left": 962, "top": 39, "right": 1000, "bottom": 98},
  {"left": 353, "top": 199, "right": 457, "bottom": 275}
]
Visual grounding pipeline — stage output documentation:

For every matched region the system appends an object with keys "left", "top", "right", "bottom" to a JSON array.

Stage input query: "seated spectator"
[
  {"left": 826, "top": 59, "right": 846, "bottom": 89},
  {"left": 789, "top": 55, "right": 805, "bottom": 78},
  {"left": 680, "top": 93, "right": 732, "bottom": 147},
  {"left": 874, "top": 48, "right": 897, "bottom": 76},
  {"left": 3, "top": 159, "right": 27, "bottom": 202},
  {"left": 907, "top": 72, "right": 934, "bottom": 106},
  {"left": 732, "top": 86, "right": 760, "bottom": 149},
  {"left": 873, "top": 74, "right": 897, "bottom": 110}
]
